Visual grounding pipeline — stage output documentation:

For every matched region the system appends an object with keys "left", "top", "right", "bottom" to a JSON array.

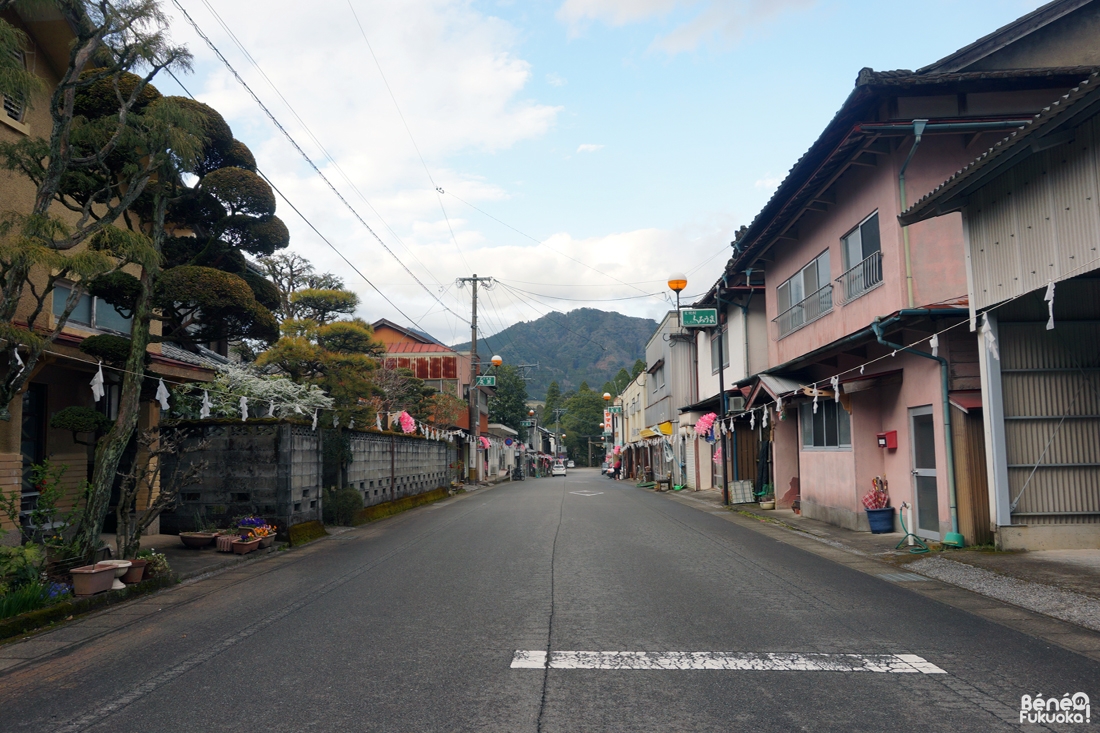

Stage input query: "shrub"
[
  {"left": 332, "top": 488, "right": 363, "bottom": 526},
  {"left": 135, "top": 549, "right": 170, "bottom": 578},
  {"left": 50, "top": 406, "right": 112, "bottom": 435},
  {"left": 0, "top": 580, "right": 70, "bottom": 621}
]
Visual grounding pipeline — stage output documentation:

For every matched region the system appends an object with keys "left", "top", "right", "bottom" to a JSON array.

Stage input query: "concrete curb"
[{"left": 654, "top": 487, "right": 1100, "bottom": 664}]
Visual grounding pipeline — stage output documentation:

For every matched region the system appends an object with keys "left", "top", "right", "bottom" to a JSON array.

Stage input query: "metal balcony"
[
  {"left": 774, "top": 283, "right": 833, "bottom": 338},
  {"left": 836, "top": 251, "right": 883, "bottom": 304}
]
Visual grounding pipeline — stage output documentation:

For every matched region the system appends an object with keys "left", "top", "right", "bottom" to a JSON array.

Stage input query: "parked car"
[
  {"left": 567, "top": 460, "right": 575, "bottom": 468},
  {"left": 551, "top": 461, "right": 567, "bottom": 477}
]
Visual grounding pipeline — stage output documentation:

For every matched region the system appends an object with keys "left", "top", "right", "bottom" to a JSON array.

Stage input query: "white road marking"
[
  {"left": 510, "top": 650, "right": 945, "bottom": 673},
  {"left": 569, "top": 491, "right": 603, "bottom": 497}
]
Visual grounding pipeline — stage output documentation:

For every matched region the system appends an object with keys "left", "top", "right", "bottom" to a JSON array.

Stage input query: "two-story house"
[
  {"left": 642, "top": 312, "right": 694, "bottom": 484},
  {"left": 615, "top": 370, "right": 647, "bottom": 480},
  {"left": 726, "top": 0, "right": 1100, "bottom": 541},
  {"left": 901, "top": 69, "right": 1100, "bottom": 550}
]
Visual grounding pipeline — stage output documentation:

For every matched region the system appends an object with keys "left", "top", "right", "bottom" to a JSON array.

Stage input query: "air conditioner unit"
[{"left": 728, "top": 395, "right": 745, "bottom": 413}]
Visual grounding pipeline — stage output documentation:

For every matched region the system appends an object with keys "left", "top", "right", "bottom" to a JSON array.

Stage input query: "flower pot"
[
  {"left": 120, "top": 559, "right": 147, "bottom": 584},
  {"left": 232, "top": 538, "right": 261, "bottom": 554},
  {"left": 866, "top": 507, "right": 895, "bottom": 534},
  {"left": 179, "top": 532, "right": 216, "bottom": 549},
  {"left": 258, "top": 535, "right": 274, "bottom": 549},
  {"left": 96, "top": 560, "right": 132, "bottom": 590},
  {"left": 70, "top": 564, "right": 116, "bottom": 597},
  {"left": 759, "top": 501, "right": 775, "bottom": 510},
  {"left": 216, "top": 535, "right": 236, "bottom": 553}
]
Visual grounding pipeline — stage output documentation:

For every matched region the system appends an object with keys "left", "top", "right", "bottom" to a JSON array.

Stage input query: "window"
[
  {"left": 775, "top": 250, "right": 832, "bottom": 337},
  {"left": 838, "top": 212, "right": 882, "bottom": 302},
  {"left": 710, "top": 326, "right": 729, "bottom": 374},
  {"left": 800, "top": 401, "right": 851, "bottom": 449},
  {"left": 52, "top": 283, "right": 132, "bottom": 334},
  {"left": 3, "top": 51, "right": 26, "bottom": 123}
]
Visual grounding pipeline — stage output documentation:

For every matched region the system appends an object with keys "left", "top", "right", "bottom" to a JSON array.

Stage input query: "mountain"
[{"left": 451, "top": 308, "right": 658, "bottom": 400}]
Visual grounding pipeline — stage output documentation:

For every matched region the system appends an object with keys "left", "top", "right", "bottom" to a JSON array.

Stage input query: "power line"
[
  {"left": 343, "top": 0, "right": 472, "bottom": 273},
  {"left": 499, "top": 283, "right": 665, "bottom": 302},
  {"left": 170, "top": 0, "right": 470, "bottom": 328}
]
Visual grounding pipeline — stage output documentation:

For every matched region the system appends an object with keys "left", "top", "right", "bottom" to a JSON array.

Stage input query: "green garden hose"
[{"left": 896, "top": 509, "right": 930, "bottom": 554}]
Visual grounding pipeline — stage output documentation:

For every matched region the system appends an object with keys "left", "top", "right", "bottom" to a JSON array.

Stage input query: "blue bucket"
[{"left": 866, "top": 507, "right": 895, "bottom": 534}]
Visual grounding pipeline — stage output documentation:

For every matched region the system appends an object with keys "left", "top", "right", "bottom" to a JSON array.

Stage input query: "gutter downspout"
[
  {"left": 898, "top": 120, "right": 927, "bottom": 309},
  {"left": 871, "top": 308, "right": 968, "bottom": 546}
]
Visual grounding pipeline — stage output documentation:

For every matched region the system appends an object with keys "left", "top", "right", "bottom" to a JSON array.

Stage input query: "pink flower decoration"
[
  {"left": 479, "top": 436, "right": 491, "bottom": 449},
  {"left": 712, "top": 446, "right": 723, "bottom": 464},
  {"left": 695, "top": 412, "right": 717, "bottom": 436},
  {"left": 398, "top": 411, "right": 416, "bottom": 434}
]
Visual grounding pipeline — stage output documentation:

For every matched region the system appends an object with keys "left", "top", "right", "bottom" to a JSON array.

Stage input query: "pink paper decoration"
[
  {"left": 694, "top": 412, "right": 717, "bottom": 436},
  {"left": 398, "top": 411, "right": 416, "bottom": 434}
]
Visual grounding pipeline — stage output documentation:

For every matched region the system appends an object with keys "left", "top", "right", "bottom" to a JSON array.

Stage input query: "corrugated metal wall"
[
  {"left": 998, "top": 278, "right": 1100, "bottom": 525},
  {"left": 967, "top": 115, "right": 1100, "bottom": 311}
]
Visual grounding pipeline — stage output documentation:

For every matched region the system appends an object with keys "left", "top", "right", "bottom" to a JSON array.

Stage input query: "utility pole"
[
  {"left": 552, "top": 407, "right": 566, "bottom": 459},
  {"left": 458, "top": 274, "right": 493, "bottom": 482},
  {"left": 716, "top": 287, "right": 730, "bottom": 506}
]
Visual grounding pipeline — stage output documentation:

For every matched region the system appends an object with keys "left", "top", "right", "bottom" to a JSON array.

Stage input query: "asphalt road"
[{"left": 2, "top": 468, "right": 1098, "bottom": 732}]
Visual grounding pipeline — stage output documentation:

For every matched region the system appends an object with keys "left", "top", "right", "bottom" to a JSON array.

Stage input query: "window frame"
[
  {"left": 52, "top": 282, "right": 133, "bottom": 335},
  {"left": 838, "top": 211, "right": 883, "bottom": 304},
  {"left": 799, "top": 400, "right": 852, "bottom": 450},
  {"left": 775, "top": 249, "right": 833, "bottom": 337}
]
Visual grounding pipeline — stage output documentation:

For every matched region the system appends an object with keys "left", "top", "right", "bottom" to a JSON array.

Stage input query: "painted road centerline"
[{"left": 510, "top": 651, "right": 946, "bottom": 673}]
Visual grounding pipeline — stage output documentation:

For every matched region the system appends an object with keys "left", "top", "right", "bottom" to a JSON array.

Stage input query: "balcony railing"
[
  {"left": 836, "top": 251, "right": 882, "bottom": 304},
  {"left": 774, "top": 283, "right": 833, "bottom": 338}
]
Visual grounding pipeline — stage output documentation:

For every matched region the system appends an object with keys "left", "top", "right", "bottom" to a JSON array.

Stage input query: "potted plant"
[
  {"left": 232, "top": 533, "right": 262, "bottom": 554},
  {"left": 120, "top": 558, "right": 148, "bottom": 584},
  {"left": 70, "top": 563, "right": 116, "bottom": 597},
  {"left": 758, "top": 484, "right": 775, "bottom": 510},
  {"left": 862, "top": 476, "right": 894, "bottom": 533},
  {"left": 135, "top": 549, "right": 171, "bottom": 578}
]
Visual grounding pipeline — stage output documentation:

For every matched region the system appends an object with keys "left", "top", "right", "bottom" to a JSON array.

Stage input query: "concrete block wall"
[
  {"left": 161, "top": 421, "right": 322, "bottom": 533},
  {"left": 345, "top": 432, "right": 449, "bottom": 508}
]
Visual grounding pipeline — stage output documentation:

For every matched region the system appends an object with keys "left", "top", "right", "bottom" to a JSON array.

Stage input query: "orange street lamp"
[
  {"left": 668, "top": 273, "right": 687, "bottom": 327},
  {"left": 603, "top": 392, "right": 612, "bottom": 401},
  {"left": 491, "top": 355, "right": 503, "bottom": 367}
]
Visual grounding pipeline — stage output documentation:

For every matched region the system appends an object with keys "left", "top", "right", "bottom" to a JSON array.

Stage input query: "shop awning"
[
  {"left": 949, "top": 390, "right": 983, "bottom": 413},
  {"left": 840, "top": 368, "right": 903, "bottom": 394},
  {"left": 639, "top": 428, "right": 659, "bottom": 439}
]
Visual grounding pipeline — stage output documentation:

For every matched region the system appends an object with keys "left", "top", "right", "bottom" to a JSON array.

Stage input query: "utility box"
[{"left": 876, "top": 430, "right": 898, "bottom": 450}]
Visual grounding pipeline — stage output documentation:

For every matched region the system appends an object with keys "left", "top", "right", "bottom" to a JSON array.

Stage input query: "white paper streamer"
[
  {"left": 812, "top": 387, "right": 819, "bottom": 414},
  {"left": 749, "top": 411, "right": 755, "bottom": 429},
  {"left": 776, "top": 395, "right": 783, "bottom": 415},
  {"left": 762, "top": 407, "right": 769, "bottom": 428},
  {"left": 981, "top": 313, "right": 1000, "bottom": 361},
  {"left": 312, "top": 409, "right": 319, "bottom": 431},
  {"left": 929, "top": 333, "right": 939, "bottom": 358},
  {"left": 333, "top": 413, "right": 340, "bottom": 428},
  {"left": 200, "top": 390, "right": 212, "bottom": 419},
  {"left": 376, "top": 414, "right": 382, "bottom": 431},
  {"left": 239, "top": 396, "right": 248, "bottom": 421},
  {"left": 1045, "top": 281, "right": 1056, "bottom": 330},
  {"left": 90, "top": 362, "right": 105, "bottom": 402},
  {"left": 831, "top": 375, "right": 840, "bottom": 403},
  {"left": 154, "top": 378, "right": 170, "bottom": 411},
  {"left": 13, "top": 348, "right": 24, "bottom": 376},
  {"left": 349, "top": 418, "right": 355, "bottom": 430}
]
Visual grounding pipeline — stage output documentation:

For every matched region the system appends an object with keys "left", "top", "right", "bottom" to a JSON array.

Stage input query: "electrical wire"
[
  {"left": 344, "top": 0, "right": 472, "bottom": 273},
  {"left": 170, "top": 0, "right": 470, "bottom": 328}
]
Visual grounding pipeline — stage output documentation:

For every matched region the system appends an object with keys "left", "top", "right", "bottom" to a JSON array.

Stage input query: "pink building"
[{"left": 721, "top": 1, "right": 1100, "bottom": 542}]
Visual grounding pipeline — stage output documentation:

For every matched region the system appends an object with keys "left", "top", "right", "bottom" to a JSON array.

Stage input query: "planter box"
[
  {"left": 232, "top": 538, "right": 261, "bottom": 555},
  {"left": 258, "top": 535, "right": 274, "bottom": 549},
  {"left": 70, "top": 564, "right": 115, "bottom": 597},
  {"left": 216, "top": 535, "right": 236, "bottom": 552},
  {"left": 179, "top": 532, "right": 217, "bottom": 549}
]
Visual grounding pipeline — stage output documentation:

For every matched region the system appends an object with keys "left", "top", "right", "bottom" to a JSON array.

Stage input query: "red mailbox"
[{"left": 876, "top": 430, "right": 898, "bottom": 450}]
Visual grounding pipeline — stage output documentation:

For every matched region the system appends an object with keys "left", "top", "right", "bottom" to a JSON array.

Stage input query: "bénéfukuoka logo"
[{"left": 1020, "top": 693, "right": 1090, "bottom": 725}]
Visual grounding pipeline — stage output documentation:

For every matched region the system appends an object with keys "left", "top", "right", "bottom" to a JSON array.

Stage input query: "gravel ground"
[{"left": 909, "top": 555, "right": 1100, "bottom": 632}]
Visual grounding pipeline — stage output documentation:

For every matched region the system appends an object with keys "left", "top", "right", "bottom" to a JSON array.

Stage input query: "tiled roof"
[
  {"left": 159, "top": 342, "right": 231, "bottom": 369},
  {"left": 385, "top": 342, "right": 456, "bottom": 354},
  {"left": 900, "top": 72, "right": 1100, "bottom": 224},
  {"left": 724, "top": 66, "right": 1100, "bottom": 278}
]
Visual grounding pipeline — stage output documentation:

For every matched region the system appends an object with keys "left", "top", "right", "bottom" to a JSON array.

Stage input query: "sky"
[{"left": 157, "top": 0, "right": 1045, "bottom": 347}]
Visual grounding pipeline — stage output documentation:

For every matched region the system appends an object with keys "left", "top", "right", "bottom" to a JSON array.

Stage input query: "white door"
[{"left": 910, "top": 406, "right": 940, "bottom": 540}]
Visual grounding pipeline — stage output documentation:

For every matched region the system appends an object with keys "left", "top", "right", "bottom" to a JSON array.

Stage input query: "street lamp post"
[{"left": 668, "top": 273, "right": 687, "bottom": 327}]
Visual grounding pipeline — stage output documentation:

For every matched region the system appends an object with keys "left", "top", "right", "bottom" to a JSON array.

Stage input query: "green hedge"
[{"left": 288, "top": 520, "right": 328, "bottom": 546}]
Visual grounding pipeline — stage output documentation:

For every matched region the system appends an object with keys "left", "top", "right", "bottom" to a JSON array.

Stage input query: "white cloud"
[
  {"left": 557, "top": 0, "right": 817, "bottom": 53},
  {"left": 546, "top": 72, "right": 567, "bottom": 86},
  {"left": 754, "top": 175, "right": 781, "bottom": 191},
  {"left": 576, "top": 143, "right": 604, "bottom": 153}
]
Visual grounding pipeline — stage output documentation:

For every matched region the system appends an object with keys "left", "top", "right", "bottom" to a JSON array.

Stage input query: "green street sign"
[
  {"left": 520, "top": 420, "right": 533, "bottom": 427},
  {"left": 681, "top": 308, "right": 718, "bottom": 327},
  {"left": 608, "top": 405, "right": 622, "bottom": 414},
  {"left": 475, "top": 375, "right": 496, "bottom": 387}
]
